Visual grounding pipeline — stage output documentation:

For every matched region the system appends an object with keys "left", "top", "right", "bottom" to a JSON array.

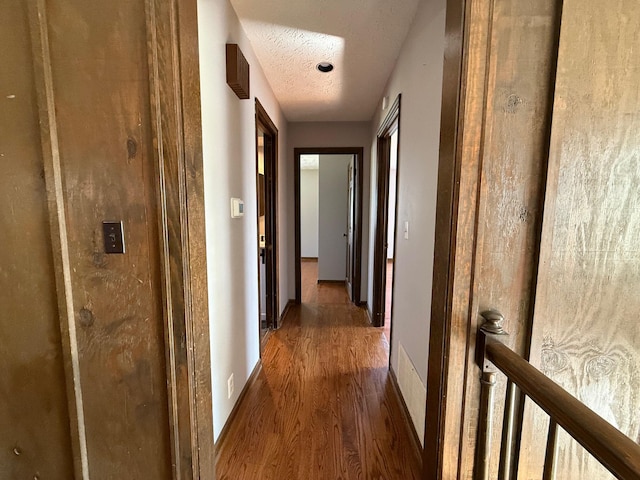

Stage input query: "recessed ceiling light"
[{"left": 316, "top": 62, "right": 334, "bottom": 73}]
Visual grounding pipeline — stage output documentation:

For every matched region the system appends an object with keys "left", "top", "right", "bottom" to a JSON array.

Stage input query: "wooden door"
[
  {"left": 0, "top": 1, "right": 213, "bottom": 478},
  {"left": 372, "top": 135, "right": 392, "bottom": 327},
  {"left": 372, "top": 98, "right": 399, "bottom": 327},
  {"left": 0, "top": 4, "right": 76, "bottom": 477},
  {"left": 426, "top": 0, "right": 640, "bottom": 478},
  {"left": 256, "top": 100, "right": 279, "bottom": 330},
  {"left": 518, "top": 0, "right": 640, "bottom": 477}
]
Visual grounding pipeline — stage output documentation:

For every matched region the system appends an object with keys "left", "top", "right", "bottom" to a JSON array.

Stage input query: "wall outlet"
[
  {"left": 404, "top": 221, "right": 409, "bottom": 240},
  {"left": 227, "top": 373, "right": 234, "bottom": 399}
]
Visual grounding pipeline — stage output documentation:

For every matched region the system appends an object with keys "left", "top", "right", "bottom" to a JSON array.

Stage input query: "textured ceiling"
[{"left": 229, "top": 0, "right": 421, "bottom": 122}]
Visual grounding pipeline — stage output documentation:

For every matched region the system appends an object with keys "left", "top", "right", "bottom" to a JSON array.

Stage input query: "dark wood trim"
[
  {"left": 389, "top": 367, "right": 423, "bottom": 465},
  {"left": 372, "top": 95, "right": 401, "bottom": 328},
  {"left": 278, "top": 299, "right": 295, "bottom": 327},
  {"left": 260, "top": 328, "right": 274, "bottom": 352},
  {"left": 377, "top": 94, "right": 401, "bottom": 136},
  {"left": 365, "top": 304, "right": 374, "bottom": 324},
  {"left": 294, "top": 147, "right": 364, "bottom": 306},
  {"left": 317, "top": 280, "right": 346, "bottom": 284},
  {"left": 294, "top": 151, "right": 302, "bottom": 304},
  {"left": 280, "top": 298, "right": 296, "bottom": 325},
  {"left": 255, "top": 98, "right": 278, "bottom": 133},
  {"left": 28, "top": 2, "right": 88, "bottom": 476},
  {"left": 145, "top": 0, "right": 215, "bottom": 478},
  {"left": 423, "top": 0, "right": 467, "bottom": 477},
  {"left": 300, "top": 257, "right": 318, "bottom": 261},
  {"left": 255, "top": 99, "right": 279, "bottom": 331},
  {"left": 214, "top": 361, "right": 263, "bottom": 458}
]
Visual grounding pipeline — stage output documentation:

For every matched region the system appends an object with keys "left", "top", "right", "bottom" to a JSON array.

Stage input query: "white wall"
[
  {"left": 318, "top": 155, "right": 351, "bottom": 281},
  {"left": 368, "top": 0, "right": 446, "bottom": 430},
  {"left": 300, "top": 169, "right": 319, "bottom": 258},
  {"left": 197, "top": 0, "right": 289, "bottom": 440},
  {"left": 287, "top": 122, "right": 372, "bottom": 302}
]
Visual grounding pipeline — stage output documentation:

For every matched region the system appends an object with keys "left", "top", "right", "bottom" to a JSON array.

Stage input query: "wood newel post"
[{"left": 475, "top": 310, "right": 509, "bottom": 480}]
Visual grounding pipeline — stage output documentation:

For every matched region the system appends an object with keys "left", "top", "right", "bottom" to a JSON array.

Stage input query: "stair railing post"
[{"left": 475, "top": 310, "right": 509, "bottom": 480}]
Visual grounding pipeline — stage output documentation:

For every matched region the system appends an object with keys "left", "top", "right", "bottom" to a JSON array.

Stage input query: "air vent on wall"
[{"left": 226, "top": 44, "right": 250, "bottom": 99}]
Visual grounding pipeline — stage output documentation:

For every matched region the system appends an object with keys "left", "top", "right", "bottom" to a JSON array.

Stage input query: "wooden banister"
[{"left": 484, "top": 337, "right": 640, "bottom": 479}]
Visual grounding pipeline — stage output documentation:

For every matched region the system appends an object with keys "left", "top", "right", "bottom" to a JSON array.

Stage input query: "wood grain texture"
[
  {"left": 172, "top": 0, "right": 216, "bottom": 475},
  {"left": 424, "top": 0, "right": 467, "bottom": 474},
  {"left": 0, "top": 3, "right": 75, "bottom": 478},
  {"left": 522, "top": 0, "right": 640, "bottom": 477},
  {"left": 486, "top": 339, "right": 640, "bottom": 480},
  {"left": 216, "top": 262, "right": 422, "bottom": 479},
  {"left": 3, "top": 0, "right": 211, "bottom": 478},
  {"left": 146, "top": 0, "right": 215, "bottom": 476},
  {"left": 432, "top": 0, "right": 493, "bottom": 477},
  {"left": 430, "top": 0, "right": 561, "bottom": 477},
  {"left": 43, "top": 0, "right": 173, "bottom": 476},
  {"left": 460, "top": 1, "right": 561, "bottom": 478}
]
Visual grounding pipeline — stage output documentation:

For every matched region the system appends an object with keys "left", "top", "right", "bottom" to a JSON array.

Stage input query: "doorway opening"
[
  {"left": 294, "top": 147, "right": 364, "bottom": 306},
  {"left": 372, "top": 95, "right": 401, "bottom": 335},
  {"left": 255, "top": 99, "right": 279, "bottom": 352}
]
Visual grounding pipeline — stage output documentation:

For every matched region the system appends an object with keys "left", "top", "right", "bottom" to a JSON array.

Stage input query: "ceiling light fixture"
[{"left": 316, "top": 62, "right": 334, "bottom": 73}]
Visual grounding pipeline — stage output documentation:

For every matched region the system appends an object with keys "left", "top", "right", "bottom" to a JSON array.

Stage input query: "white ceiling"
[{"left": 229, "top": 0, "right": 421, "bottom": 122}]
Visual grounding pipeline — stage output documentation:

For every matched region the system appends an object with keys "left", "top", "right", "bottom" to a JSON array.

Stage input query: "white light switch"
[{"left": 404, "top": 221, "right": 409, "bottom": 240}]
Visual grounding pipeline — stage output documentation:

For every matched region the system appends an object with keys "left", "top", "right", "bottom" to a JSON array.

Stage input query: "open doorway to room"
[
  {"left": 372, "top": 95, "right": 400, "bottom": 337},
  {"left": 294, "top": 147, "right": 364, "bottom": 306},
  {"left": 383, "top": 130, "right": 399, "bottom": 342},
  {"left": 255, "top": 100, "right": 279, "bottom": 353}
]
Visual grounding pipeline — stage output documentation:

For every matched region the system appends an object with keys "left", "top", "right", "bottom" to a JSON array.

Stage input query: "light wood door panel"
[
  {"left": 1, "top": 0, "right": 183, "bottom": 478},
  {"left": 520, "top": 0, "right": 640, "bottom": 477},
  {"left": 434, "top": 0, "right": 561, "bottom": 476},
  {"left": 0, "top": 3, "right": 75, "bottom": 478},
  {"left": 430, "top": 0, "right": 639, "bottom": 477},
  {"left": 460, "top": 1, "right": 561, "bottom": 476},
  {"left": 45, "top": 1, "right": 173, "bottom": 476}
]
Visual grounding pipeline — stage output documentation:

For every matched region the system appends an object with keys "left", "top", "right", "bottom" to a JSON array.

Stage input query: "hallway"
[{"left": 215, "top": 261, "right": 422, "bottom": 479}]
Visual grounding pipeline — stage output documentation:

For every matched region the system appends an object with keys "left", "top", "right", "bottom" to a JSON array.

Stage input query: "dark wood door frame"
[
  {"left": 371, "top": 95, "right": 401, "bottom": 328},
  {"left": 422, "top": 0, "right": 467, "bottom": 475},
  {"left": 294, "top": 147, "right": 364, "bottom": 305},
  {"left": 256, "top": 99, "right": 279, "bottom": 330},
  {"left": 145, "top": 0, "right": 215, "bottom": 477}
]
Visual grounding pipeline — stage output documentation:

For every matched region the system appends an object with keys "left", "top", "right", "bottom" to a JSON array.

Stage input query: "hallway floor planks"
[{"left": 216, "top": 261, "right": 422, "bottom": 479}]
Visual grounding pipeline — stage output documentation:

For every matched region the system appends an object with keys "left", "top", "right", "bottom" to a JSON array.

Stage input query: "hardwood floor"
[
  {"left": 215, "top": 260, "right": 422, "bottom": 479},
  {"left": 383, "top": 259, "right": 393, "bottom": 343}
]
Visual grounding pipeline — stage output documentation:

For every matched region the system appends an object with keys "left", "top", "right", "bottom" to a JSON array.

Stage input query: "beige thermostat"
[{"left": 230, "top": 198, "right": 244, "bottom": 218}]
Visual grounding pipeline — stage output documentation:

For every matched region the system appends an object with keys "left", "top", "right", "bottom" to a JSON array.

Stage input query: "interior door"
[
  {"left": 517, "top": 0, "right": 640, "bottom": 476},
  {"left": 426, "top": 0, "right": 639, "bottom": 477},
  {"left": 256, "top": 100, "right": 279, "bottom": 331},
  {"left": 346, "top": 158, "right": 355, "bottom": 300},
  {"left": 1, "top": 5, "right": 75, "bottom": 477},
  {"left": 1, "top": 1, "right": 175, "bottom": 478},
  {"left": 372, "top": 135, "right": 392, "bottom": 327}
]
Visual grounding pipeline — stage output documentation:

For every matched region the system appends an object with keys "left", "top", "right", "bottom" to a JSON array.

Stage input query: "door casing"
[
  {"left": 371, "top": 95, "right": 401, "bottom": 328},
  {"left": 256, "top": 99, "right": 279, "bottom": 335},
  {"left": 294, "top": 147, "right": 364, "bottom": 305}
]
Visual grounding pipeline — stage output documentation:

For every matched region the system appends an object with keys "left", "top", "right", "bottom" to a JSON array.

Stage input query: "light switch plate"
[{"left": 103, "top": 221, "right": 125, "bottom": 254}]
